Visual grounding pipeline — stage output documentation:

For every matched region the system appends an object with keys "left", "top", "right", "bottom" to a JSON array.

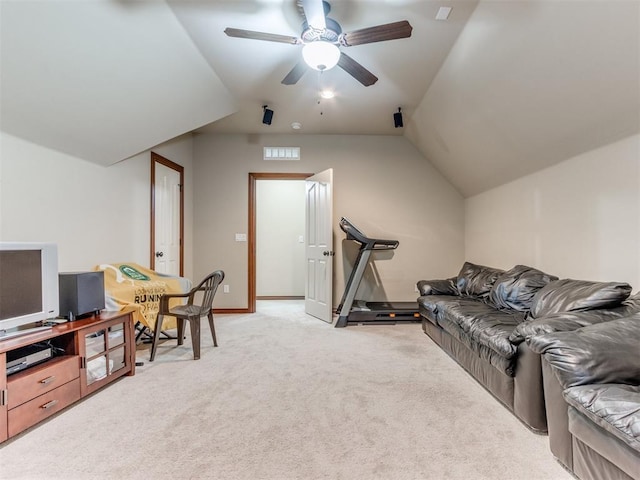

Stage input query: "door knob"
[{"left": 155, "top": 251, "right": 164, "bottom": 258}]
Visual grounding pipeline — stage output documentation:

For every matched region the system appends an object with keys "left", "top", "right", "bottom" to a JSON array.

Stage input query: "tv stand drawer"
[
  {"left": 8, "top": 378, "right": 80, "bottom": 437},
  {"left": 7, "top": 355, "right": 79, "bottom": 409}
]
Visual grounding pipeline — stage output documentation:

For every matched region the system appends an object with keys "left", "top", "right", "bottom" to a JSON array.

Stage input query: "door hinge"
[{"left": 178, "top": 184, "right": 183, "bottom": 192}]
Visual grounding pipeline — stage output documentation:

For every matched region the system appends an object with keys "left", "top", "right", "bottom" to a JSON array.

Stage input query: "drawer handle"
[
  {"left": 40, "top": 376, "right": 56, "bottom": 385},
  {"left": 40, "top": 400, "right": 59, "bottom": 410}
]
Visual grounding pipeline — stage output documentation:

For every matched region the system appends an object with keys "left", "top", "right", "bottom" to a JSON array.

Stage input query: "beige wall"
[
  {"left": 4, "top": 128, "right": 636, "bottom": 304},
  {"left": 0, "top": 132, "right": 195, "bottom": 279},
  {"left": 465, "top": 134, "right": 640, "bottom": 289},
  {"left": 193, "top": 133, "right": 465, "bottom": 309},
  {"left": 256, "top": 180, "right": 306, "bottom": 297}
]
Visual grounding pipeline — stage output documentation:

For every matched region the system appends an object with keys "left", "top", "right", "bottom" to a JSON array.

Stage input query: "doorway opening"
[
  {"left": 248, "top": 173, "right": 312, "bottom": 313},
  {"left": 256, "top": 179, "right": 306, "bottom": 301}
]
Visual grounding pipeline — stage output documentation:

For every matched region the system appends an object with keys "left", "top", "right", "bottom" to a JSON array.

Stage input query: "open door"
[{"left": 305, "top": 169, "right": 334, "bottom": 323}]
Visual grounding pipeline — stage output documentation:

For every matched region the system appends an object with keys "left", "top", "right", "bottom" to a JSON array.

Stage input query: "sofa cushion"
[
  {"left": 436, "top": 298, "right": 525, "bottom": 359},
  {"left": 437, "top": 316, "right": 517, "bottom": 376},
  {"left": 565, "top": 384, "right": 640, "bottom": 453},
  {"left": 456, "top": 262, "right": 504, "bottom": 299},
  {"left": 489, "top": 265, "right": 558, "bottom": 312},
  {"left": 529, "top": 279, "right": 632, "bottom": 319},
  {"left": 528, "top": 315, "right": 640, "bottom": 388}
]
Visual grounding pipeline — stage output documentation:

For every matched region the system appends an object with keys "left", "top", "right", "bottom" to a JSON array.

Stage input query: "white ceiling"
[
  {"left": 1, "top": 1, "right": 639, "bottom": 196},
  {"left": 167, "top": 0, "right": 479, "bottom": 136}
]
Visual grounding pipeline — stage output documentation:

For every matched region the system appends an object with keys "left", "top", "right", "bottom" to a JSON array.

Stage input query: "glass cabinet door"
[
  {"left": 85, "top": 330, "right": 107, "bottom": 385},
  {"left": 108, "top": 323, "right": 126, "bottom": 374},
  {"left": 85, "top": 330, "right": 106, "bottom": 357},
  {"left": 82, "top": 316, "right": 131, "bottom": 392}
]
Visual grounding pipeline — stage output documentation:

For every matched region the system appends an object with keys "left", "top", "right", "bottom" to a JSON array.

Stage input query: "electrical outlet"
[{"left": 223, "top": 285, "right": 230, "bottom": 294}]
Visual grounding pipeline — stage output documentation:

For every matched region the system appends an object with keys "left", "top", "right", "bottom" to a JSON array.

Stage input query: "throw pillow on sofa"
[
  {"left": 456, "top": 261, "right": 504, "bottom": 299},
  {"left": 489, "top": 265, "right": 558, "bottom": 312},
  {"left": 529, "top": 279, "right": 632, "bottom": 319}
]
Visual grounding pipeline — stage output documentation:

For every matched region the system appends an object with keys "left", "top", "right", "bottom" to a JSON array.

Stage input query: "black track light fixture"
[
  {"left": 393, "top": 107, "right": 403, "bottom": 128},
  {"left": 262, "top": 105, "right": 274, "bottom": 125}
]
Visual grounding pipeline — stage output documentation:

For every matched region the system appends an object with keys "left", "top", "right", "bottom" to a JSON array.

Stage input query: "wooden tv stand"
[{"left": 0, "top": 310, "right": 135, "bottom": 443}]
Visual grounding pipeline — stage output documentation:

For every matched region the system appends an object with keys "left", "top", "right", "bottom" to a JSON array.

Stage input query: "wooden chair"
[{"left": 149, "top": 270, "right": 224, "bottom": 361}]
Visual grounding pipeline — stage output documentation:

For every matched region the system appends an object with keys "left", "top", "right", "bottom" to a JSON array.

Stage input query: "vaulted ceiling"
[{"left": 1, "top": 1, "right": 638, "bottom": 197}]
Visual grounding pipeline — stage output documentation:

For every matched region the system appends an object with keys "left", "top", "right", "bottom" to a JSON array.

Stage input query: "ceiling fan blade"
[
  {"left": 300, "top": 0, "right": 327, "bottom": 30},
  {"left": 224, "top": 28, "right": 299, "bottom": 45},
  {"left": 337, "top": 52, "right": 378, "bottom": 87},
  {"left": 282, "top": 62, "right": 308, "bottom": 85},
  {"left": 340, "top": 20, "right": 413, "bottom": 47}
]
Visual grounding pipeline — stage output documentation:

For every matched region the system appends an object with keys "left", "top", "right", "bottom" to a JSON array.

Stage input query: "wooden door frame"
[
  {"left": 150, "top": 152, "right": 184, "bottom": 275},
  {"left": 248, "top": 172, "right": 313, "bottom": 313}
]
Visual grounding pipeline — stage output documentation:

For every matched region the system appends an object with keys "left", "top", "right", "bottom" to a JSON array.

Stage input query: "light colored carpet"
[{"left": 0, "top": 301, "right": 572, "bottom": 480}]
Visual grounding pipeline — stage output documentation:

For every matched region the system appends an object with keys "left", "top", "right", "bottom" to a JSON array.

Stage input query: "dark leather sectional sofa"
[
  {"left": 417, "top": 262, "right": 638, "bottom": 434},
  {"left": 417, "top": 261, "right": 640, "bottom": 479}
]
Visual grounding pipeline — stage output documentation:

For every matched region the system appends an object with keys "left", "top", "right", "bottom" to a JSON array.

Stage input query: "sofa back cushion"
[
  {"left": 489, "top": 265, "right": 558, "bottom": 312},
  {"left": 456, "top": 262, "right": 503, "bottom": 298},
  {"left": 529, "top": 279, "right": 632, "bottom": 319},
  {"left": 529, "top": 315, "right": 640, "bottom": 388}
]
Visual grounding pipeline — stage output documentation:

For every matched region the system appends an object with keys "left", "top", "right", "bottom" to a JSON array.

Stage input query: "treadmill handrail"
[{"left": 339, "top": 217, "right": 399, "bottom": 250}]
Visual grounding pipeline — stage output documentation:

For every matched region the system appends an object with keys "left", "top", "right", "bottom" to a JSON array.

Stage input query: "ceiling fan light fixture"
[
  {"left": 320, "top": 89, "right": 335, "bottom": 99},
  {"left": 302, "top": 41, "right": 340, "bottom": 71}
]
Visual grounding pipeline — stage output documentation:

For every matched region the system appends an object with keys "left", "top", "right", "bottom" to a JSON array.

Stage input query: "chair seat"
[{"left": 169, "top": 304, "right": 206, "bottom": 318}]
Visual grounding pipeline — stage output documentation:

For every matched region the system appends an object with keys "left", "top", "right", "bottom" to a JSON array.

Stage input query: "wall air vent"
[{"left": 263, "top": 147, "right": 301, "bottom": 161}]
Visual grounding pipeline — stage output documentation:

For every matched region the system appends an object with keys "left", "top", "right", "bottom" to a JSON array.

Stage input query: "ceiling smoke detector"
[{"left": 436, "top": 7, "right": 452, "bottom": 21}]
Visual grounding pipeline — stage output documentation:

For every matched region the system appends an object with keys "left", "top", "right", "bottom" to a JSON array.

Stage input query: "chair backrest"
[{"left": 192, "top": 270, "right": 225, "bottom": 316}]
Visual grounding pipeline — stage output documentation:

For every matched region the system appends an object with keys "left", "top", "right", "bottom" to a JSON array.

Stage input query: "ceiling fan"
[{"left": 224, "top": 0, "right": 413, "bottom": 87}]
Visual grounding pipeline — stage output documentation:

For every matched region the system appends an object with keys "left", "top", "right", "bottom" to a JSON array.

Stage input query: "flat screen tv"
[{"left": 0, "top": 242, "right": 59, "bottom": 336}]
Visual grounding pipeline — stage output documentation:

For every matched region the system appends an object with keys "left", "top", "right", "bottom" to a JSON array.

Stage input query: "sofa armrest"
[
  {"left": 511, "top": 309, "right": 627, "bottom": 345},
  {"left": 528, "top": 314, "right": 640, "bottom": 389},
  {"left": 416, "top": 277, "right": 458, "bottom": 296}
]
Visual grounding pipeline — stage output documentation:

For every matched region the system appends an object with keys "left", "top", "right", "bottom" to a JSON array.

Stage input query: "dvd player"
[{"left": 6, "top": 344, "right": 53, "bottom": 375}]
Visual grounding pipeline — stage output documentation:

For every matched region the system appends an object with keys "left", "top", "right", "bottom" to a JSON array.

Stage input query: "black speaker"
[
  {"left": 59, "top": 271, "right": 105, "bottom": 320},
  {"left": 262, "top": 106, "right": 274, "bottom": 125},
  {"left": 393, "top": 110, "right": 403, "bottom": 128}
]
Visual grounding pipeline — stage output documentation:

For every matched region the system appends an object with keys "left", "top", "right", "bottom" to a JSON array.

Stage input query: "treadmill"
[{"left": 335, "top": 217, "right": 420, "bottom": 327}]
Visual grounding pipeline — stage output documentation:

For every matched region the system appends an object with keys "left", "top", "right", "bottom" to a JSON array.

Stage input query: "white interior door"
[
  {"left": 305, "top": 168, "right": 333, "bottom": 322},
  {"left": 153, "top": 162, "right": 181, "bottom": 275}
]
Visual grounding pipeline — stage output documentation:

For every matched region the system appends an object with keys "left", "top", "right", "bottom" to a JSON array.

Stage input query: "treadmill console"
[{"left": 339, "top": 217, "right": 398, "bottom": 250}]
